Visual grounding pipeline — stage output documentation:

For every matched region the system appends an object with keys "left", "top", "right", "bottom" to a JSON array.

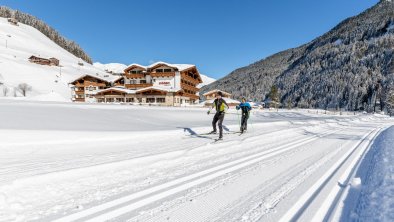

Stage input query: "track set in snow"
[{"left": 0, "top": 100, "right": 392, "bottom": 222}]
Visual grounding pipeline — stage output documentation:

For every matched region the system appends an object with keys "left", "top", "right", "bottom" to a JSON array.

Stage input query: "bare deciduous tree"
[
  {"left": 2, "top": 86, "right": 9, "bottom": 96},
  {"left": 18, "top": 83, "right": 32, "bottom": 97}
]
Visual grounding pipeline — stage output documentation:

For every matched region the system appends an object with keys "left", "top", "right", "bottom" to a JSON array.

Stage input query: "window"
[
  {"left": 156, "top": 69, "right": 163, "bottom": 73},
  {"left": 157, "top": 98, "right": 165, "bottom": 103},
  {"left": 147, "top": 98, "right": 155, "bottom": 103},
  {"left": 140, "top": 80, "right": 147, "bottom": 84},
  {"left": 164, "top": 69, "right": 172, "bottom": 72},
  {"left": 89, "top": 86, "right": 95, "bottom": 91},
  {"left": 126, "top": 98, "right": 134, "bottom": 103},
  {"left": 130, "top": 70, "right": 142, "bottom": 74}
]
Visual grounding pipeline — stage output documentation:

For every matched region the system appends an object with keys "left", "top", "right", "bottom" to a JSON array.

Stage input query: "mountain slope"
[
  {"left": 0, "top": 6, "right": 92, "bottom": 64},
  {"left": 201, "top": 0, "right": 394, "bottom": 112},
  {"left": 0, "top": 17, "right": 115, "bottom": 101}
]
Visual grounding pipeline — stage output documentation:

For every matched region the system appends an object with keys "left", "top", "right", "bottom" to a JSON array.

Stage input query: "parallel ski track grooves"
[
  {"left": 278, "top": 127, "right": 379, "bottom": 222},
  {"left": 0, "top": 124, "right": 301, "bottom": 183},
  {"left": 53, "top": 128, "right": 338, "bottom": 222},
  {"left": 321, "top": 127, "right": 383, "bottom": 222}
]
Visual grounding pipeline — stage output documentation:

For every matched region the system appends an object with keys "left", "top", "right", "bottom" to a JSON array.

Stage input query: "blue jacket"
[{"left": 236, "top": 102, "right": 252, "bottom": 114}]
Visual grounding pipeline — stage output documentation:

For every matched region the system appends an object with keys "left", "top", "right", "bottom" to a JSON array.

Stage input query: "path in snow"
[
  {"left": 0, "top": 100, "right": 392, "bottom": 222},
  {"left": 336, "top": 126, "right": 394, "bottom": 222}
]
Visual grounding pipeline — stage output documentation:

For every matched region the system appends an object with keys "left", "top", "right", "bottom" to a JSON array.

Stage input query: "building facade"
[
  {"left": 69, "top": 74, "right": 113, "bottom": 103},
  {"left": 69, "top": 62, "right": 203, "bottom": 106},
  {"left": 203, "top": 90, "right": 232, "bottom": 100}
]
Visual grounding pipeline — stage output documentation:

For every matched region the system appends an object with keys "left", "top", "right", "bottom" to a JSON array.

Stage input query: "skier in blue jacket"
[{"left": 236, "top": 98, "right": 252, "bottom": 133}]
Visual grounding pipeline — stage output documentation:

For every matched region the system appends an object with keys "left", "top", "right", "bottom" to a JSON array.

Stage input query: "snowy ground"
[
  {"left": 0, "top": 100, "right": 393, "bottom": 222},
  {"left": 335, "top": 126, "right": 394, "bottom": 222}
]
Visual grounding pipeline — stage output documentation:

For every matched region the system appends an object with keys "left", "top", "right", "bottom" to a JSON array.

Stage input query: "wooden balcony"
[
  {"left": 150, "top": 72, "right": 175, "bottom": 78},
  {"left": 125, "top": 83, "right": 153, "bottom": 89},
  {"left": 125, "top": 73, "right": 145, "bottom": 79},
  {"left": 181, "top": 73, "right": 200, "bottom": 84},
  {"left": 75, "top": 82, "right": 106, "bottom": 87},
  {"left": 75, "top": 91, "right": 85, "bottom": 95},
  {"left": 182, "top": 93, "right": 200, "bottom": 100},
  {"left": 181, "top": 83, "right": 199, "bottom": 92},
  {"left": 74, "top": 98, "right": 85, "bottom": 102}
]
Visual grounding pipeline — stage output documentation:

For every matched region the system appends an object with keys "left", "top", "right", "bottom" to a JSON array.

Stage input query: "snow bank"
[{"left": 340, "top": 126, "right": 394, "bottom": 221}]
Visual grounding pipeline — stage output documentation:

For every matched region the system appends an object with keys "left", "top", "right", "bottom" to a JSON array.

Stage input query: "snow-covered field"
[{"left": 0, "top": 99, "right": 393, "bottom": 222}]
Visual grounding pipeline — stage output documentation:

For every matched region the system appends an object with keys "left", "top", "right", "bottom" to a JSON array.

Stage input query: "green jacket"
[{"left": 212, "top": 98, "right": 229, "bottom": 113}]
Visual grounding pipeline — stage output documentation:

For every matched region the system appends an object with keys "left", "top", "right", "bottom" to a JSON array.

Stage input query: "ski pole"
[
  {"left": 237, "top": 109, "right": 241, "bottom": 129},
  {"left": 250, "top": 111, "right": 255, "bottom": 133}
]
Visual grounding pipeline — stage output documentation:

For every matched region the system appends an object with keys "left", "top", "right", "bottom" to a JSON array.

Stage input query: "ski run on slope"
[{"left": 0, "top": 99, "right": 393, "bottom": 222}]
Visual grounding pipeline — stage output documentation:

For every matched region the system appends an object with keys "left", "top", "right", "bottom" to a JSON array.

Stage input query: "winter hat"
[{"left": 217, "top": 91, "right": 223, "bottom": 96}]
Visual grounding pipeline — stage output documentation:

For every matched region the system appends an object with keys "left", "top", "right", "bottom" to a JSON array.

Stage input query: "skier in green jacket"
[{"left": 207, "top": 91, "right": 229, "bottom": 140}]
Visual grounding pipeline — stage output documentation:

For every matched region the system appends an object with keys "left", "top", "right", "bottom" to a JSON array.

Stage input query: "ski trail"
[
  {"left": 278, "top": 127, "right": 380, "bottom": 222},
  {"left": 53, "top": 129, "right": 337, "bottom": 222}
]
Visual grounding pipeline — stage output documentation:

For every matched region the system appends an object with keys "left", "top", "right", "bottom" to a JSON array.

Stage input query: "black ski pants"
[
  {"left": 212, "top": 112, "right": 225, "bottom": 137},
  {"left": 241, "top": 113, "right": 249, "bottom": 131}
]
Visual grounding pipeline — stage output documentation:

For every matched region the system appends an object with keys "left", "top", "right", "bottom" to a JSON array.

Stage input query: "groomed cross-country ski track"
[{"left": 0, "top": 100, "right": 392, "bottom": 222}]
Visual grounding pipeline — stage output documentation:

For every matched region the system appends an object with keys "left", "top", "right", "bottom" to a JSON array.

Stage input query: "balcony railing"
[
  {"left": 75, "top": 91, "right": 85, "bottom": 95},
  {"left": 182, "top": 93, "right": 200, "bottom": 100},
  {"left": 74, "top": 98, "right": 85, "bottom": 102},
  {"left": 150, "top": 72, "right": 175, "bottom": 78},
  {"left": 125, "top": 83, "right": 153, "bottom": 89},
  {"left": 181, "top": 83, "right": 199, "bottom": 92},
  {"left": 75, "top": 82, "right": 106, "bottom": 87},
  {"left": 181, "top": 73, "right": 200, "bottom": 84},
  {"left": 125, "top": 73, "right": 145, "bottom": 79}
]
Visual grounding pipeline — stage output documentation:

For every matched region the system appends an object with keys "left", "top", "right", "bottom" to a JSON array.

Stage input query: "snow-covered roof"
[
  {"left": 204, "top": 97, "right": 240, "bottom": 104},
  {"left": 96, "top": 87, "right": 136, "bottom": 95},
  {"left": 124, "top": 63, "right": 148, "bottom": 71},
  {"left": 197, "top": 74, "right": 216, "bottom": 88},
  {"left": 203, "top": 89, "right": 231, "bottom": 96},
  {"left": 69, "top": 73, "right": 120, "bottom": 84},
  {"left": 147, "top": 61, "right": 195, "bottom": 71},
  {"left": 135, "top": 86, "right": 182, "bottom": 93}
]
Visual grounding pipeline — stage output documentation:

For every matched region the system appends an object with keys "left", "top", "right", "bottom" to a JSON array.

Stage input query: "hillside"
[
  {"left": 0, "top": 6, "right": 92, "bottom": 64},
  {"left": 201, "top": 0, "right": 394, "bottom": 112},
  {"left": 0, "top": 17, "right": 116, "bottom": 101},
  {"left": 93, "top": 62, "right": 127, "bottom": 74}
]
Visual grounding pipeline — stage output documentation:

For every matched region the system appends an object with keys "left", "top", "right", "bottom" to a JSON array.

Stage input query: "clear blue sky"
[{"left": 1, "top": 0, "right": 379, "bottom": 79}]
